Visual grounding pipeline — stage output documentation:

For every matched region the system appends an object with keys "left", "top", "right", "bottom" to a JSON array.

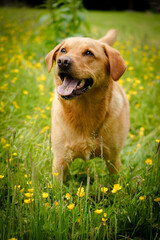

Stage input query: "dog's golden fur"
[{"left": 45, "top": 29, "right": 130, "bottom": 181}]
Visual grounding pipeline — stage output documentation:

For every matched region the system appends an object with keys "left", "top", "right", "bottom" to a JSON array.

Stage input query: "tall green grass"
[{"left": 0, "top": 8, "right": 160, "bottom": 240}]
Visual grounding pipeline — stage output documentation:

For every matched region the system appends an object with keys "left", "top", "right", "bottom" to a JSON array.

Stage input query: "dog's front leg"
[
  {"left": 106, "top": 156, "right": 121, "bottom": 174},
  {"left": 52, "top": 150, "right": 71, "bottom": 182},
  {"left": 103, "top": 147, "right": 121, "bottom": 175}
]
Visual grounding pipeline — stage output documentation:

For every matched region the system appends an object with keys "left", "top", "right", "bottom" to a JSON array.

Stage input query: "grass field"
[{"left": 0, "top": 7, "right": 160, "bottom": 240}]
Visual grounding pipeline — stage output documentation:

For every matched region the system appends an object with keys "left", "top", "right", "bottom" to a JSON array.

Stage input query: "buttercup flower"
[
  {"left": 23, "top": 90, "right": 28, "bottom": 95},
  {"left": 65, "top": 193, "right": 71, "bottom": 200},
  {"left": 139, "top": 196, "right": 146, "bottom": 201},
  {"left": 36, "top": 74, "right": 46, "bottom": 82},
  {"left": 41, "top": 126, "right": 50, "bottom": 134},
  {"left": 145, "top": 158, "right": 152, "bottom": 165},
  {"left": 28, "top": 188, "right": 34, "bottom": 193},
  {"left": 103, "top": 213, "right": 107, "bottom": 218},
  {"left": 24, "top": 193, "right": 33, "bottom": 198},
  {"left": 42, "top": 193, "right": 48, "bottom": 199},
  {"left": 154, "top": 197, "right": 160, "bottom": 202},
  {"left": 13, "top": 101, "right": 20, "bottom": 109},
  {"left": 101, "top": 187, "right": 108, "bottom": 194},
  {"left": 1, "top": 137, "right": 6, "bottom": 144},
  {"left": 52, "top": 172, "right": 59, "bottom": 176},
  {"left": 77, "top": 187, "right": 85, "bottom": 197},
  {"left": 67, "top": 203, "right": 75, "bottom": 210},
  {"left": 26, "top": 115, "right": 32, "bottom": 119},
  {"left": 94, "top": 209, "right": 103, "bottom": 214},
  {"left": 45, "top": 202, "right": 50, "bottom": 208},
  {"left": 24, "top": 198, "right": 34, "bottom": 204},
  {"left": 102, "top": 216, "right": 108, "bottom": 225},
  {"left": 111, "top": 184, "right": 122, "bottom": 193},
  {"left": 3, "top": 144, "right": 10, "bottom": 148}
]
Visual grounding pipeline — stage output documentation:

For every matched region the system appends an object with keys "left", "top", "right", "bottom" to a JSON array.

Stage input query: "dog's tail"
[{"left": 99, "top": 29, "right": 118, "bottom": 46}]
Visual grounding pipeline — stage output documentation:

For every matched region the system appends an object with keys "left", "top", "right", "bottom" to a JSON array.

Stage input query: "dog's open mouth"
[{"left": 57, "top": 74, "right": 93, "bottom": 100}]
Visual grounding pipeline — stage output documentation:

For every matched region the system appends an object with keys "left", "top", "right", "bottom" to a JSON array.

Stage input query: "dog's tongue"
[{"left": 57, "top": 77, "right": 79, "bottom": 96}]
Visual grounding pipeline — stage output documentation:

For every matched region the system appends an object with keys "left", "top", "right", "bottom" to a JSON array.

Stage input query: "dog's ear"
[
  {"left": 103, "top": 44, "right": 127, "bottom": 81},
  {"left": 99, "top": 29, "right": 117, "bottom": 46},
  {"left": 45, "top": 42, "right": 64, "bottom": 73}
]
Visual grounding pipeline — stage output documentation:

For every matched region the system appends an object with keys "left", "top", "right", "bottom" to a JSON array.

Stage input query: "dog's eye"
[
  {"left": 84, "top": 50, "right": 94, "bottom": 56},
  {"left": 61, "top": 48, "right": 66, "bottom": 53}
]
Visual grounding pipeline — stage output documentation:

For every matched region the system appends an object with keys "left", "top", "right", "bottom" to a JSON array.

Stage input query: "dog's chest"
[{"left": 65, "top": 134, "right": 101, "bottom": 161}]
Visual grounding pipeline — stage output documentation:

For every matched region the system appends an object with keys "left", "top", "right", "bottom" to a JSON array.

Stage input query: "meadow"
[{"left": 0, "top": 7, "right": 160, "bottom": 240}]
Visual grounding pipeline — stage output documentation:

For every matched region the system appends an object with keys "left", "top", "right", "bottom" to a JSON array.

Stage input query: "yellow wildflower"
[
  {"left": 13, "top": 101, "right": 20, "bottom": 109},
  {"left": 0, "top": 83, "right": 8, "bottom": 90},
  {"left": 42, "top": 193, "right": 48, "bottom": 199},
  {"left": 45, "top": 202, "right": 50, "bottom": 208},
  {"left": 13, "top": 153, "right": 17, "bottom": 156},
  {"left": 52, "top": 172, "right": 59, "bottom": 176},
  {"left": 101, "top": 187, "right": 108, "bottom": 194},
  {"left": 128, "top": 66, "right": 134, "bottom": 71},
  {"left": 28, "top": 188, "right": 34, "bottom": 193},
  {"left": 139, "top": 196, "right": 146, "bottom": 201},
  {"left": 8, "top": 238, "right": 17, "bottom": 240},
  {"left": 55, "top": 201, "right": 58, "bottom": 207},
  {"left": 0, "top": 175, "right": 4, "bottom": 179},
  {"left": 135, "top": 103, "right": 140, "bottom": 108},
  {"left": 38, "top": 84, "right": 44, "bottom": 91},
  {"left": 34, "top": 107, "right": 44, "bottom": 113},
  {"left": 26, "top": 115, "right": 32, "bottom": 119},
  {"left": 49, "top": 92, "right": 54, "bottom": 102},
  {"left": 156, "top": 139, "right": 160, "bottom": 143},
  {"left": 23, "top": 90, "right": 28, "bottom": 95},
  {"left": 40, "top": 126, "right": 50, "bottom": 134},
  {"left": 40, "top": 113, "right": 47, "bottom": 119},
  {"left": 78, "top": 218, "right": 81, "bottom": 225},
  {"left": 111, "top": 184, "right": 122, "bottom": 193},
  {"left": 67, "top": 203, "right": 75, "bottom": 210},
  {"left": 24, "top": 198, "right": 34, "bottom": 204},
  {"left": 139, "top": 127, "right": 145, "bottom": 137},
  {"left": 35, "top": 62, "right": 42, "bottom": 69},
  {"left": 77, "top": 187, "right": 85, "bottom": 197},
  {"left": 36, "top": 74, "right": 46, "bottom": 82},
  {"left": 65, "top": 193, "right": 71, "bottom": 200},
  {"left": 154, "top": 197, "right": 160, "bottom": 202},
  {"left": 144, "top": 45, "right": 149, "bottom": 50},
  {"left": 11, "top": 69, "right": 19, "bottom": 73},
  {"left": 102, "top": 214, "right": 108, "bottom": 226},
  {"left": 1, "top": 137, "right": 6, "bottom": 144},
  {"left": 11, "top": 77, "right": 18, "bottom": 84},
  {"left": 27, "top": 181, "right": 32, "bottom": 185},
  {"left": 48, "top": 183, "right": 53, "bottom": 189},
  {"left": 24, "top": 193, "right": 33, "bottom": 198},
  {"left": 94, "top": 209, "right": 103, "bottom": 214},
  {"left": 3, "top": 143, "right": 10, "bottom": 148},
  {"left": 145, "top": 158, "right": 152, "bottom": 165},
  {"left": 102, "top": 217, "right": 108, "bottom": 222}
]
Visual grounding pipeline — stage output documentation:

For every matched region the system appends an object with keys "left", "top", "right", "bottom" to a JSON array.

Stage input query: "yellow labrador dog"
[{"left": 45, "top": 29, "right": 130, "bottom": 181}]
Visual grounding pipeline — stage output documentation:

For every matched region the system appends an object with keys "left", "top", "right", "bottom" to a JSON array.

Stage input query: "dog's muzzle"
[{"left": 57, "top": 56, "right": 93, "bottom": 100}]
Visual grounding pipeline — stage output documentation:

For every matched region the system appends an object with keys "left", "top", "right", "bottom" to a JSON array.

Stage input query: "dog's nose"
[{"left": 57, "top": 56, "right": 72, "bottom": 68}]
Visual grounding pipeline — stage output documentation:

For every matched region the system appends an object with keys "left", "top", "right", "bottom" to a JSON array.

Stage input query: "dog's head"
[{"left": 45, "top": 30, "right": 126, "bottom": 100}]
